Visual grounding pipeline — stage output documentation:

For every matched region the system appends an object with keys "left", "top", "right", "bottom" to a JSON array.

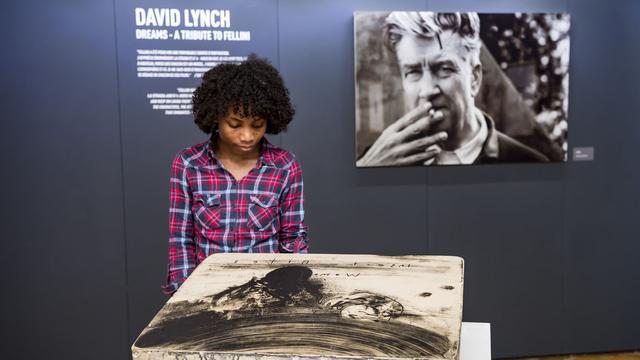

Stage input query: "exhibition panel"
[{"left": 1, "top": 0, "right": 639, "bottom": 359}]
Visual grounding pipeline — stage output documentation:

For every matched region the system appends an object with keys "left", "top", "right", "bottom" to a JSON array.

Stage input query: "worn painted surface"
[{"left": 132, "top": 254, "right": 464, "bottom": 360}]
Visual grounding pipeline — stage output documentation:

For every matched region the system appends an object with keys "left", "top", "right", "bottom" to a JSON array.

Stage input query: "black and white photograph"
[{"left": 355, "top": 12, "right": 571, "bottom": 167}]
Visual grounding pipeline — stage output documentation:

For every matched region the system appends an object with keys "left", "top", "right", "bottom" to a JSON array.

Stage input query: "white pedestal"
[{"left": 459, "top": 322, "right": 491, "bottom": 360}]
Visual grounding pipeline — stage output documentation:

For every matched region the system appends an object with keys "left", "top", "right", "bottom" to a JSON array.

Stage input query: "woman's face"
[{"left": 216, "top": 108, "right": 267, "bottom": 155}]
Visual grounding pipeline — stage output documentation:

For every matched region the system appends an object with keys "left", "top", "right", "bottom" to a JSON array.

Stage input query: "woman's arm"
[
  {"left": 278, "top": 160, "right": 309, "bottom": 253},
  {"left": 163, "top": 154, "right": 197, "bottom": 295}
]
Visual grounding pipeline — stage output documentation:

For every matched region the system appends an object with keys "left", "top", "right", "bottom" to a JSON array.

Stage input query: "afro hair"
[{"left": 192, "top": 54, "right": 295, "bottom": 135}]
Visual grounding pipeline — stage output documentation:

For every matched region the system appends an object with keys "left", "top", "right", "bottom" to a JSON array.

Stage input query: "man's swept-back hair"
[
  {"left": 384, "top": 12, "right": 482, "bottom": 66},
  {"left": 192, "top": 54, "right": 294, "bottom": 135}
]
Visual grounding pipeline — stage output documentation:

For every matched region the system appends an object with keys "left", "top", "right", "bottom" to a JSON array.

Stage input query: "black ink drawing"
[{"left": 132, "top": 254, "right": 464, "bottom": 360}]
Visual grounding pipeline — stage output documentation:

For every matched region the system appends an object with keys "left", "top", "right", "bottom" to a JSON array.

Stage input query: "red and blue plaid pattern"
[{"left": 164, "top": 138, "right": 308, "bottom": 294}]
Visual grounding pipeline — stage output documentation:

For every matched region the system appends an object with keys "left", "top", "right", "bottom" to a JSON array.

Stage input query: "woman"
[{"left": 163, "top": 55, "right": 308, "bottom": 295}]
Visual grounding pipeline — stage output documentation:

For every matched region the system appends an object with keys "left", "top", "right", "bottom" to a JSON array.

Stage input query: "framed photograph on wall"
[{"left": 354, "top": 12, "right": 570, "bottom": 167}]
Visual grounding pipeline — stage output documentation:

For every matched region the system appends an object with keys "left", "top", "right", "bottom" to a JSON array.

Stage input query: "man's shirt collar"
[
  {"left": 481, "top": 112, "right": 500, "bottom": 159},
  {"left": 454, "top": 109, "right": 488, "bottom": 164},
  {"left": 436, "top": 109, "right": 488, "bottom": 165}
]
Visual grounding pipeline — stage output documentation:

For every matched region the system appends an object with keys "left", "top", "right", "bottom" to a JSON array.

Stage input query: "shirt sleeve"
[
  {"left": 278, "top": 159, "right": 309, "bottom": 253},
  {"left": 163, "top": 154, "right": 197, "bottom": 295}
]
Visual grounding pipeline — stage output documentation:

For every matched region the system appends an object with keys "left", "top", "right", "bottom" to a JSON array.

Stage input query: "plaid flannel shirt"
[{"left": 164, "top": 138, "right": 308, "bottom": 294}]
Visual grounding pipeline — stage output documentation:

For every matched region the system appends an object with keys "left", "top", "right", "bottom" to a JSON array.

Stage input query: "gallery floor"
[{"left": 513, "top": 351, "right": 640, "bottom": 360}]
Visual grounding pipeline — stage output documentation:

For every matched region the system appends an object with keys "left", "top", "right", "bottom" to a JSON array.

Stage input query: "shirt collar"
[
  {"left": 258, "top": 137, "right": 276, "bottom": 167},
  {"left": 454, "top": 109, "right": 488, "bottom": 164},
  {"left": 481, "top": 112, "right": 500, "bottom": 159},
  {"left": 206, "top": 136, "right": 276, "bottom": 167},
  {"left": 437, "top": 109, "right": 488, "bottom": 165}
]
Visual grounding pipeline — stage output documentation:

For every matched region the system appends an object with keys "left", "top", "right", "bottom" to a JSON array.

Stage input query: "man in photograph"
[{"left": 356, "top": 12, "right": 549, "bottom": 167}]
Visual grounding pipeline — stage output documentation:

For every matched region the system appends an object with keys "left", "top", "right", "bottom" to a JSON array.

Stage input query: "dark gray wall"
[
  {"left": 0, "top": 1, "right": 130, "bottom": 359},
  {"left": 1, "top": 0, "right": 639, "bottom": 359}
]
